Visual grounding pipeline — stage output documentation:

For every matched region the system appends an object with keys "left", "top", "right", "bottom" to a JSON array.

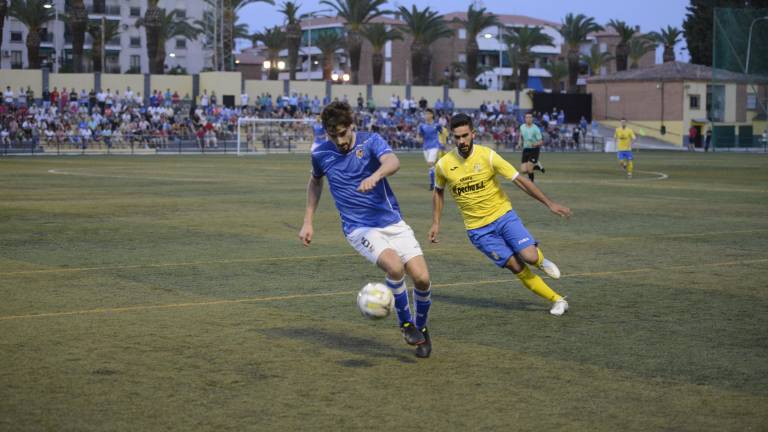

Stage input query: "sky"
[{"left": 238, "top": 0, "right": 691, "bottom": 62}]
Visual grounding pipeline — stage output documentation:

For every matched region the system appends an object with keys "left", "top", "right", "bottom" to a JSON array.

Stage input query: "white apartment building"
[{"left": 0, "top": 0, "right": 211, "bottom": 73}]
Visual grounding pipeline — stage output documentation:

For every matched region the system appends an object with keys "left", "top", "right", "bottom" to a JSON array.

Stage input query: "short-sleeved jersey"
[
  {"left": 614, "top": 127, "right": 636, "bottom": 151},
  {"left": 435, "top": 145, "right": 520, "bottom": 230},
  {"left": 312, "top": 122, "right": 326, "bottom": 144},
  {"left": 519, "top": 124, "right": 543, "bottom": 149},
  {"left": 418, "top": 122, "right": 443, "bottom": 150},
  {"left": 311, "top": 132, "right": 402, "bottom": 236}
]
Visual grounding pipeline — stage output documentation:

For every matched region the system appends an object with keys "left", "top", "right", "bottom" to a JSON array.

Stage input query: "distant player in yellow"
[
  {"left": 428, "top": 113, "right": 572, "bottom": 316},
  {"left": 614, "top": 118, "right": 637, "bottom": 178}
]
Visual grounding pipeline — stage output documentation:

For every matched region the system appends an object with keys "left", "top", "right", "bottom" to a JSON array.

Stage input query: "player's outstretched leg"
[
  {"left": 626, "top": 160, "right": 634, "bottom": 178},
  {"left": 379, "top": 250, "right": 425, "bottom": 346},
  {"left": 428, "top": 165, "right": 436, "bottom": 191},
  {"left": 406, "top": 255, "right": 432, "bottom": 358},
  {"left": 506, "top": 253, "right": 568, "bottom": 316}
]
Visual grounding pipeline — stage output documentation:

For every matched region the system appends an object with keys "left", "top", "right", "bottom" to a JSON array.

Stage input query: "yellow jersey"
[
  {"left": 435, "top": 145, "right": 519, "bottom": 230},
  {"left": 614, "top": 127, "right": 636, "bottom": 151}
]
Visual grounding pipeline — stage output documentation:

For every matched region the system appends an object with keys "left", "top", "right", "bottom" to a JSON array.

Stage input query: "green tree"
[
  {"left": 608, "top": 19, "right": 635, "bottom": 72},
  {"left": 398, "top": 5, "right": 452, "bottom": 85},
  {"left": 252, "top": 26, "right": 287, "bottom": 80},
  {"left": 544, "top": 58, "right": 568, "bottom": 92},
  {"left": 319, "top": 0, "right": 389, "bottom": 84},
  {"left": 628, "top": 36, "right": 655, "bottom": 69},
  {"left": 68, "top": 0, "right": 87, "bottom": 72},
  {"left": 503, "top": 25, "right": 554, "bottom": 90},
  {"left": 581, "top": 44, "right": 614, "bottom": 76},
  {"left": 559, "top": 13, "right": 603, "bottom": 92},
  {"left": 279, "top": 1, "right": 310, "bottom": 80},
  {"left": 87, "top": 19, "right": 120, "bottom": 73},
  {"left": 361, "top": 23, "right": 401, "bottom": 84},
  {"left": 8, "top": 0, "right": 55, "bottom": 69},
  {"left": 647, "top": 25, "right": 683, "bottom": 63},
  {"left": 454, "top": 5, "right": 499, "bottom": 88},
  {"left": 313, "top": 30, "right": 345, "bottom": 80},
  {"left": 0, "top": 0, "right": 8, "bottom": 69},
  {"left": 136, "top": 8, "right": 201, "bottom": 74}
]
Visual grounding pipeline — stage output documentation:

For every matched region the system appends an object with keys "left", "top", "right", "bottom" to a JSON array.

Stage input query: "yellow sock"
[
  {"left": 627, "top": 160, "right": 634, "bottom": 175},
  {"left": 535, "top": 248, "right": 545, "bottom": 267},
  {"left": 515, "top": 266, "right": 562, "bottom": 302}
]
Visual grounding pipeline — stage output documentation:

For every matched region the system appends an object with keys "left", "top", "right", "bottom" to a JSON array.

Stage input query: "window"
[
  {"left": 458, "top": 29, "right": 466, "bottom": 39},
  {"left": 10, "top": 32, "right": 22, "bottom": 43},
  {"left": 130, "top": 7, "right": 141, "bottom": 17},
  {"left": 689, "top": 94, "right": 700, "bottom": 110},
  {"left": 175, "top": 38, "right": 186, "bottom": 49},
  {"left": 130, "top": 37, "right": 141, "bottom": 47},
  {"left": 747, "top": 93, "right": 757, "bottom": 110},
  {"left": 707, "top": 84, "right": 725, "bottom": 122},
  {"left": 458, "top": 53, "right": 466, "bottom": 63},
  {"left": 11, "top": 51, "right": 22, "bottom": 68},
  {"left": 175, "top": 9, "right": 186, "bottom": 19},
  {"left": 130, "top": 55, "right": 141, "bottom": 70}
]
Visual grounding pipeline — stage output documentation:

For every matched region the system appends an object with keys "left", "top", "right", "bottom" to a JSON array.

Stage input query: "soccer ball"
[{"left": 356, "top": 283, "right": 394, "bottom": 320}]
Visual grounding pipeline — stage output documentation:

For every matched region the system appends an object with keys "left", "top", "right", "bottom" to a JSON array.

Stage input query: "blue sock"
[
  {"left": 414, "top": 284, "right": 432, "bottom": 330},
  {"left": 386, "top": 276, "right": 412, "bottom": 326},
  {"left": 428, "top": 166, "right": 435, "bottom": 188}
]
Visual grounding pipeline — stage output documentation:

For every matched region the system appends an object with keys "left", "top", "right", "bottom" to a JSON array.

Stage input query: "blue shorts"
[
  {"left": 467, "top": 210, "right": 536, "bottom": 267},
  {"left": 617, "top": 151, "right": 633, "bottom": 161}
]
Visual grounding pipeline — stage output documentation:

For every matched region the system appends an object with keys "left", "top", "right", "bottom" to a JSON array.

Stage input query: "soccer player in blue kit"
[
  {"left": 418, "top": 109, "right": 443, "bottom": 190},
  {"left": 311, "top": 115, "right": 326, "bottom": 152},
  {"left": 299, "top": 101, "right": 434, "bottom": 358}
]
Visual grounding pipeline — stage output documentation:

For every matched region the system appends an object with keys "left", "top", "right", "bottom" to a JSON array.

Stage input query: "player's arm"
[
  {"left": 357, "top": 152, "right": 400, "bottom": 192},
  {"left": 299, "top": 174, "right": 323, "bottom": 247},
  {"left": 512, "top": 175, "right": 572, "bottom": 218},
  {"left": 428, "top": 187, "right": 445, "bottom": 243}
]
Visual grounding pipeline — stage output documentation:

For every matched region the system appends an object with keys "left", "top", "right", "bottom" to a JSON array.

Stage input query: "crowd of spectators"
[{"left": 1, "top": 85, "right": 601, "bottom": 153}]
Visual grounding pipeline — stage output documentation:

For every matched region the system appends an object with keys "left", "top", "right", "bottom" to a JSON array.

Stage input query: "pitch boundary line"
[
  {"left": 1, "top": 258, "right": 766, "bottom": 322},
  {"left": 47, "top": 168, "right": 220, "bottom": 183},
  {"left": 2, "top": 229, "right": 767, "bottom": 277}
]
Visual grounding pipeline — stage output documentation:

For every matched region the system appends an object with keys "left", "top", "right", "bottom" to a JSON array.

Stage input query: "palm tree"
[
  {"left": 559, "top": 13, "right": 603, "bottom": 92},
  {"left": 361, "top": 22, "right": 401, "bottom": 85},
  {"left": 503, "top": 25, "right": 554, "bottom": 90},
  {"left": 398, "top": 5, "right": 452, "bottom": 85},
  {"left": 314, "top": 30, "right": 345, "bottom": 80},
  {"left": 139, "top": 0, "right": 164, "bottom": 74},
  {"left": 646, "top": 25, "right": 682, "bottom": 63},
  {"left": 544, "top": 58, "right": 568, "bottom": 92},
  {"left": 608, "top": 19, "right": 635, "bottom": 72},
  {"left": 320, "top": 0, "right": 390, "bottom": 84},
  {"left": 8, "top": 0, "right": 54, "bottom": 69},
  {"left": 223, "top": 0, "right": 275, "bottom": 70},
  {"left": 280, "top": 1, "right": 313, "bottom": 80},
  {"left": 68, "top": 0, "right": 87, "bottom": 72},
  {"left": 0, "top": 0, "right": 8, "bottom": 69},
  {"left": 628, "top": 36, "right": 654, "bottom": 69},
  {"left": 454, "top": 5, "right": 499, "bottom": 89},
  {"left": 87, "top": 19, "right": 120, "bottom": 73},
  {"left": 253, "top": 26, "right": 287, "bottom": 80},
  {"left": 581, "top": 44, "right": 614, "bottom": 76},
  {"left": 136, "top": 9, "right": 201, "bottom": 74}
]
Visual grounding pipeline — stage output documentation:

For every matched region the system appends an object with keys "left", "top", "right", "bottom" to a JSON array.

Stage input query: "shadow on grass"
[
  {"left": 436, "top": 291, "right": 543, "bottom": 312},
  {"left": 260, "top": 327, "right": 417, "bottom": 364}
]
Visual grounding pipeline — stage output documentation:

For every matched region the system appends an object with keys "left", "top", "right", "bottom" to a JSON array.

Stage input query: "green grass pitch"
[{"left": 1, "top": 151, "right": 767, "bottom": 431}]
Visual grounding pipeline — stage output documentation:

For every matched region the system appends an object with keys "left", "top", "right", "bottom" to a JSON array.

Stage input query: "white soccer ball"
[{"left": 356, "top": 283, "right": 394, "bottom": 320}]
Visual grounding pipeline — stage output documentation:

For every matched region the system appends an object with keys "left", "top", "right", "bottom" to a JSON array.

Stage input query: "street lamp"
[{"left": 745, "top": 16, "right": 768, "bottom": 75}]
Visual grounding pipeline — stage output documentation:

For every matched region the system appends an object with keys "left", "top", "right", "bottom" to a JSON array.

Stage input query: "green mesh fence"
[{"left": 712, "top": 8, "right": 768, "bottom": 150}]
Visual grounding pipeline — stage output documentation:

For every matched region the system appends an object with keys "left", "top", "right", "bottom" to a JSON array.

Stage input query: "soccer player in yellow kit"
[
  {"left": 614, "top": 118, "right": 637, "bottom": 178},
  {"left": 428, "top": 113, "right": 572, "bottom": 316}
]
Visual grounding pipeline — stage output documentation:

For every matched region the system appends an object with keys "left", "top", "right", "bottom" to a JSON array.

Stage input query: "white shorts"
[
  {"left": 423, "top": 148, "right": 439, "bottom": 164},
  {"left": 346, "top": 221, "right": 424, "bottom": 265}
]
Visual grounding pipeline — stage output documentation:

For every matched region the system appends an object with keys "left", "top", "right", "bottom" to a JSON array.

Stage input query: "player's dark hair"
[
  {"left": 425, "top": 108, "right": 435, "bottom": 116},
  {"left": 321, "top": 101, "right": 354, "bottom": 132},
  {"left": 449, "top": 113, "right": 474, "bottom": 131}
]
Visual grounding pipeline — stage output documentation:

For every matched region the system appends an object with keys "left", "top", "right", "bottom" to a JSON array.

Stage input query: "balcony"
[{"left": 88, "top": 5, "right": 121, "bottom": 16}]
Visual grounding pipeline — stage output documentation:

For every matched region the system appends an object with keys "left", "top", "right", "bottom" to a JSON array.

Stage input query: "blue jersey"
[
  {"left": 419, "top": 122, "right": 442, "bottom": 150},
  {"left": 312, "top": 122, "right": 326, "bottom": 144},
  {"left": 311, "top": 132, "right": 402, "bottom": 236}
]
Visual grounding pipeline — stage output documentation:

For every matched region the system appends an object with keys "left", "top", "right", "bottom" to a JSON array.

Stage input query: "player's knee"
[
  {"left": 411, "top": 270, "right": 431, "bottom": 290},
  {"left": 504, "top": 256, "right": 524, "bottom": 273}
]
